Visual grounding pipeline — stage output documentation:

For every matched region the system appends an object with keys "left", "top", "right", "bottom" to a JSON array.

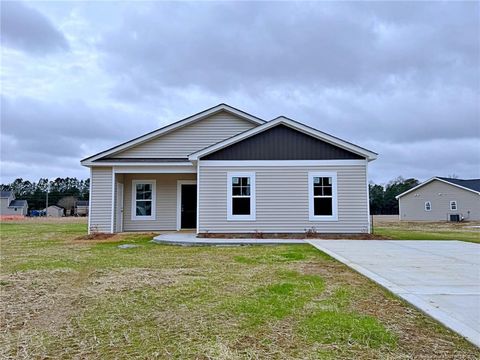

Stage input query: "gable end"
[{"left": 202, "top": 124, "right": 365, "bottom": 160}]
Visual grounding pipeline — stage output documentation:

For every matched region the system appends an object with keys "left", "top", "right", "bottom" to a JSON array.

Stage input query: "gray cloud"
[
  {"left": 0, "top": 96, "right": 157, "bottom": 175},
  {"left": 0, "top": 1, "right": 479, "bottom": 185},
  {"left": 99, "top": 2, "right": 478, "bottom": 95},
  {"left": 1, "top": 1, "right": 69, "bottom": 55}
]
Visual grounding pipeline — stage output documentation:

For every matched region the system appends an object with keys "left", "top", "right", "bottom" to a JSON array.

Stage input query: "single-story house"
[
  {"left": 0, "top": 191, "right": 28, "bottom": 216},
  {"left": 81, "top": 104, "right": 377, "bottom": 235},
  {"left": 396, "top": 177, "right": 480, "bottom": 221},
  {"left": 46, "top": 205, "right": 65, "bottom": 217},
  {"left": 75, "top": 200, "right": 89, "bottom": 216}
]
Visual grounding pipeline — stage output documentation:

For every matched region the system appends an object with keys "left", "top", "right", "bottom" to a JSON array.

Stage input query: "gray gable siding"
[
  {"left": 110, "top": 111, "right": 257, "bottom": 159},
  {"left": 437, "top": 177, "right": 480, "bottom": 192},
  {"left": 202, "top": 125, "right": 364, "bottom": 160}
]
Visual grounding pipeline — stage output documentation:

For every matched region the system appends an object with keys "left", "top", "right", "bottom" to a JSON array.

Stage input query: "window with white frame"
[
  {"left": 131, "top": 180, "right": 156, "bottom": 220},
  {"left": 309, "top": 172, "right": 338, "bottom": 221},
  {"left": 227, "top": 172, "right": 255, "bottom": 220},
  {"left": 424, "top": 201, "right": 431, "bottom": 211},
  {"left": 450, "top": 200, "right": 457, "bottom": 211}
]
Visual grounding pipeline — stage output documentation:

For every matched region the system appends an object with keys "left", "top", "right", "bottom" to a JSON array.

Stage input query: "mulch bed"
[{"left": 199, "top": 233, "right": 390, "bottom": 240}]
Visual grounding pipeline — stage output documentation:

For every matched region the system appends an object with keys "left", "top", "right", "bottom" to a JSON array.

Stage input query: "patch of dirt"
[
  {"left": 74, "top": 232, "right": 117, "bottom": 241},
  {"left": 73, "top": 232, "right": 159, "bottom": 243},
  {"left": 0, "top": 215, "right": 27, "bottom": 221},
  {"left": 300, "top": 262, "right": 365, "bottom": 287},
  {"left": 1, "top": 216, "right": 87, "bottom": 223},
  {"left": 85, "top": 268, "right": 190, "bottom": 294}
]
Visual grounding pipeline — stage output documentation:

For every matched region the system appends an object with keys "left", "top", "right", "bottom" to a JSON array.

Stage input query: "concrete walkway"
[
  {"left": 152, "top": 232, "right": 305, "bottom": 245},
  {"left": 308, "top": 240, "right": 480, "bottom": 347}
]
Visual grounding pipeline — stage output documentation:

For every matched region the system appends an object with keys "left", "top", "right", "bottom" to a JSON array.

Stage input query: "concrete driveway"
[{"left": 308, "top": 240, "right": 480, "bottom": 347}]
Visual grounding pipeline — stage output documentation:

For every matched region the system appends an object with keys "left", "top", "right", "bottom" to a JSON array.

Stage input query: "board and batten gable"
[
  {"left": 202, "top": 124, "right": 364, "bottom": 160},
  {"left": 89, "top": 167, "right": 113, "bottom": 233},
  {"left": 110, "top": 111, "right": 257, "bottom": 159},
  {"left": 198, "top": 163, "right": 369, "bottom": 233},
  {"left": 399, "top": 180, "right": 480, "bottom": 221}
]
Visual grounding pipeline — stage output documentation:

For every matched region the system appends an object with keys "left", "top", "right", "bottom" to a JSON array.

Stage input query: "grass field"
[
  {"left": 373, "top": 215, "right": 480, "bottom": 243},
  {"left": 1, "top": 218, "right": 479, "bottom": 359}
]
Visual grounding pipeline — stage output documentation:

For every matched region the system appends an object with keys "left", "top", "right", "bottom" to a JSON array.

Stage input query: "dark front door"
[{"left": 181, "top": 184, "right": 197, "bottom": 229}]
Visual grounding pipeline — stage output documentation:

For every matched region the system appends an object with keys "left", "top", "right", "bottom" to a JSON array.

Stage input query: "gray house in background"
[
  {"left": 396, "top": 177, "right": 480, "bottom": 221},
  {"left": 81, "top": 104, "right": 377, "bottom": 234},
  {"left": 75, "top": 200, "right": 89, "bottom": 216},
  {"left": 0, "top": 191, "right": 28, "bottom": 216}
]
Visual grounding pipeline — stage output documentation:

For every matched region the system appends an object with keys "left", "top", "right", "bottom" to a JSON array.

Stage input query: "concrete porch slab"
[{"left": 152, "top": 232, "right": 306, "bottom": 246}]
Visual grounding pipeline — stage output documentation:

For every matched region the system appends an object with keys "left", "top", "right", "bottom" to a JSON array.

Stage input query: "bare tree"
[{"left": 57, "top": 196, "right": 77, "bottom": 215}]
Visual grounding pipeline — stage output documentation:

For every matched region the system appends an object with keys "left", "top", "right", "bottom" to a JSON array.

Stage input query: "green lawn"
[
  {"left": 1, "top": 219, "right": 478, "bottom": 359},
  {"left": 373, "top": 219, "right": 480, "bottom": 243}
]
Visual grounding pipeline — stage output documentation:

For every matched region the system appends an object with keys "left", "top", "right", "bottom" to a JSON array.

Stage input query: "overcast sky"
[{"left": 1, "top": 1, "right": 479, "bottom": 184}]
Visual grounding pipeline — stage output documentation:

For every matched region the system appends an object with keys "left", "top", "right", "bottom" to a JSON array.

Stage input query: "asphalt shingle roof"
[
  {"left": 437, "top": 177, "right": 480, "bottom": 192},
  {"left": 1, "top": 190, "right": 13, "bottom": 198},
  {"left": 9, "top": 200, "right": 27, "bottom": 207}
]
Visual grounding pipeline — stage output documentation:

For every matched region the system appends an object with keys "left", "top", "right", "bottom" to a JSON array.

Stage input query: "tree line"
[
  {"left": 369, "top": 176, "right": 419, "bottom": 215},
  {"left": 0, "top": 178, "right": 90, "bottom": 210}
]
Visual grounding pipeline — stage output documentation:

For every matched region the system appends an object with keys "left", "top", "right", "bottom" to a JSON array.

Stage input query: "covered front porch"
[{"left": 112, "top": 165, "right": 198, "bottom": 233}]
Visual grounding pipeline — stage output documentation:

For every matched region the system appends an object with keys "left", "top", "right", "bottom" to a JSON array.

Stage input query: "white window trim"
[
  {"left": 308, "top": 171, "right": 338, "bottom": 221},
  {"left": 424, "top": 201, "right": 432, "bottom": 212},
  {"left": 131, "top": 180, "right": 156, "bottom": 221},
  {"left": 227, "top": 172, "right": 256, "bottom": 221},
  {"left": 450, "top": 200, "right": 457, "bottom": 211}
]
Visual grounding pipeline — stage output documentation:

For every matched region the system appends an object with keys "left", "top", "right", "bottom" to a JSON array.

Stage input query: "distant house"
[
  {"left": 46, "top": 205, "right": 64, "bottom": 217},
  {"left": 396, "top": 177, "right": 480, "bottom": 221},
  {"left": 75, "top": 200, "right": 89, "bottom": 216},
  {"left": 0, "top": 191, "right": 28, "bottom": 216}
]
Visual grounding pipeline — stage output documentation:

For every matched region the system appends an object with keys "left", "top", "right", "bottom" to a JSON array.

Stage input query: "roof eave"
[
  {"left": 189, "top": 117, "right": 377, "bottom": 161},
  {"left": 396, "top": 177, "right": 480, "bottom": 199},
  {"left": 80, "top": 104, "right": 265, "bottom": 164}
]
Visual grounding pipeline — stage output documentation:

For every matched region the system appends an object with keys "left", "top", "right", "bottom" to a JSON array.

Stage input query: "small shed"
[
  {"left": 47, "top": 205, "right": 64, "bottom": 217},
  {"left": 75, "top": 200, "right": 89, "bottom": 216}
]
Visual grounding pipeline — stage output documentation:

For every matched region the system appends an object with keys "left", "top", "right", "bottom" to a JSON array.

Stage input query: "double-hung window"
[
  {"left": 450, "top": 200, "right": 457, "bottom": 211},
  {"left": 131, "top": 180, "right": 156, "bottom": 220},
  {"left": 424, "top": 201, "right": 431, "bottom": 211},
  {"left": 309, "top": 172, "right": 338, "bottom": 221},
  {"left": 227, "top": 172, "right": 256, "bottom": 221}
]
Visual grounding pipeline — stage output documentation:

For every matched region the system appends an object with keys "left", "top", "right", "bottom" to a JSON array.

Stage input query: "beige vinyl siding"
[
  {"left": 122, "top": 173, "right": 196, "bottom": 231},
  {"left": 399, "top": 180, "right": 480, "bottom": 221},
  {"left": 112, "top": 112, "right": 256, "bottom": 159},
  {"left": 0, "top": 197, "right": 12, "bottom": 214},
  {"left": 89, "top": 167, "right": 113, "bottom": 233},
  {"left": 198, "top": 164, "right": 369, "bottom": 233}
]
